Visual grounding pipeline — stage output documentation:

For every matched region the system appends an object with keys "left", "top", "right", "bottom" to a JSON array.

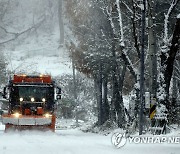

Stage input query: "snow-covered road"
[{"left": 0, "top": 125, "right": 179, "bottom": 154}]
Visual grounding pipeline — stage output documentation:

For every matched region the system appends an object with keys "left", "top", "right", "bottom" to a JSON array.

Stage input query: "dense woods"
[{"left": 64, "top": 0, "right": 180, "bottom": 131}]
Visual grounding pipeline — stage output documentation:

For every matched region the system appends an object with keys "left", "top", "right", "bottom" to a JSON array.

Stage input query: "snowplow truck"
[{"left": 2, "top": 74, "right": 61, "bottom": 132}]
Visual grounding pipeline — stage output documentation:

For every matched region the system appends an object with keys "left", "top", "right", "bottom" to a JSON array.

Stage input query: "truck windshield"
[{"left": 11, "top": 86, "right": 54, "bottom": 102}]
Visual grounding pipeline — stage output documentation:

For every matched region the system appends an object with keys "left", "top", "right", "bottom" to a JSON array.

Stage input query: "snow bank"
[
  {"left": 0, "top": 120, "right": 180, "bottom": 154},
  {"left": 0, "top": 128, "right": 180, "bottom": 154}
]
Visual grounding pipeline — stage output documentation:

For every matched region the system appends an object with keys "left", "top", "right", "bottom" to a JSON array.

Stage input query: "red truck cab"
[{"left": 2, "top": 74, "right": 61, "bottom": 132}]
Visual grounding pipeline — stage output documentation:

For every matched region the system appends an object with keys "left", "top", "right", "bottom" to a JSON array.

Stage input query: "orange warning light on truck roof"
[{"left": 13, "top": 74, "right": 52, "bottom": 83}]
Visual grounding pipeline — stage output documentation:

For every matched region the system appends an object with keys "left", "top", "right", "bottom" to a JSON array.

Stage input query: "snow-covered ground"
[
  {"left": 0, "top": 122, "right": 180, "bottom": 154},
  {"left": 4, "top": 28, "right": 72, "bottom": 76}
]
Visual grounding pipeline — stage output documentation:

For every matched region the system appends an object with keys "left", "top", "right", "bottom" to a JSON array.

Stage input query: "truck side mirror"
[
  {"left": 0, "top": 110, "right": 3, "bottom": 115},
  {"left": 56, "top": 87, "right": 61, "bottom": 100},
  {"left": 2, "top": 87, "right": 7, "bottom": 99},
  {"left": 57, "top": 95, "right": 61, "bottom": 100}
]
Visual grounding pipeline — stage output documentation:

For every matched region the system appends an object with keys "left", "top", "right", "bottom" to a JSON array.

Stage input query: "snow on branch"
[
  {"left": 174, "top": 76, "right": 180, "bottom": 82},
  {"left": 163, "top": 0, "right": 179, "bottom": 44},
  {"left": 121, "top": 50, "right": 138, "bottom": 79},
  {"left": 116, "top": 0, "right": 125, "bottom": 47},
  {"left": 106, "top": 1, "right": 138, "bottom": 79},
  {"left": 177, "top": 14, "right": 180, "bottom": 18},
  {"left": 106, "top": 5, "right": 116, "bottom": 37},
  {"left": 121, "top": 1, "right": 133, "bottom": 14},
  {"left": 174, "top": 65, "right": 180, "bottom": 75},
  {"left": 100, "top": 29, "right": 112, "bottom": 48},
  {"left": 131, "top": 0, "right": 140, "bottom": 58},
  {"left": 121, "top": 0, "right": 141, "bottom": 19}
]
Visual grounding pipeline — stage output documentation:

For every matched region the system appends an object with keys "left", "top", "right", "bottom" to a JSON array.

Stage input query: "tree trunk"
[
  {"left": 111, "top": 46, "right": 126, "bottom": 128},
  {"left": 170, "top": 70, "right": 178, "bottom": 124},
  {"left": 160, "top": 18, "right": 180, "bottom": 109},
  {"left": 164, "top": 18, "right": 180, "bottom": 94},
  {"left": 102, "top": 75, "right": 109, "bottom": 123},
  {"left": 58, "top": 0, "right": 64, "bottom": 46},
  {"left": 96, "top": 62, "right": 103, "bottom": 126}
]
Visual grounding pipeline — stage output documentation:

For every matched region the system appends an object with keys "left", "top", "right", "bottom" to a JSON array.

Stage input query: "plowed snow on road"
[{"left": 0, "top": 124, "right": 180, "bottom": 154}]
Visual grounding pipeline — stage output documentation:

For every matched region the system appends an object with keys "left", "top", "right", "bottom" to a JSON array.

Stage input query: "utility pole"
[
  {"left": 148, "top": 0, "right": 157, "bottom": 132},
  {"left": 148, "top": 0, "right": 157, "bottom": 101},
  {"left": 139, "top": 0, "right": 146, "bottom": 135}
]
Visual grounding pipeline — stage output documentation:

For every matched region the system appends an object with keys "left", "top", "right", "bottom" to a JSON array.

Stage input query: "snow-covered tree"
[{"left": 64, "top": 0, "right": 180, "bottom": 131}]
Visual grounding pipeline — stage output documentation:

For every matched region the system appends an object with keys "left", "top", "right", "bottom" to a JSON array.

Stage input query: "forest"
[{"left": 64, "top": 0, "right": 180, "bottom": 133}]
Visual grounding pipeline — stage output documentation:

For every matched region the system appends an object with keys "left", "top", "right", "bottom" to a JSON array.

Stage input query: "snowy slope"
[
  {"left": 2, "top": 0, "right": 72, "bottom": 77},
  {"left": 4, "top": 27, "right": 72, "bottom": 77}
]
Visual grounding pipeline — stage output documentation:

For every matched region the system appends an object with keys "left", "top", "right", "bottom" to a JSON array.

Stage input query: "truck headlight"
[
  {"left": 14, "top": 112, "right": 21, "bottom": 118},
  {"left": 42, "top": 98, "right": 46, "bottom": 102},
  {"left": 31, "top": 97, "right": 35, "bottom": 102},
  {"left": 19, "top": 97, "right": 23, "bottom": 102},
  {"left": 44, "top": 113, "right": 52, "bottom": 118}
]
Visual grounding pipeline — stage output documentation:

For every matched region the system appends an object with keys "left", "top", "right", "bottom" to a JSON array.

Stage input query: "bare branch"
[
  {"left": 121, "top": 50, "right": 137, "bottom": 80},
  {"left": 116, "top": 0, "right": 125, "bottom": 47},
  {"left": 0, "top": 18, "right": 45, "bottom": 45},
  {"left": 0, "top": 26, "right": 17, "bottom": 35},
  {"left": 121, "top": 0, "right": 141, "bottom": 19}
]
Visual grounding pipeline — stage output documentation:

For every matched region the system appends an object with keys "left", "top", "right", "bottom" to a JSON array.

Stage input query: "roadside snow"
[
  {"left": 0, "top": 120, "right": 180, "bottom": 154},
  {"left": 0, "top": 126, "right": 180, "bottom": 154}
]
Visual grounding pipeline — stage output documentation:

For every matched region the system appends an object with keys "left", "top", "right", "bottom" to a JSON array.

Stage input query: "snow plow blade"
[{"left": 2, "top": 114, "right": 56, "bottom": 132}]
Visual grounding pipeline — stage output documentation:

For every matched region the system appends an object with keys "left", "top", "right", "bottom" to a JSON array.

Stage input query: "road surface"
[{"left": 0, "top": 124, "right": 179, "bottom": 154}]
